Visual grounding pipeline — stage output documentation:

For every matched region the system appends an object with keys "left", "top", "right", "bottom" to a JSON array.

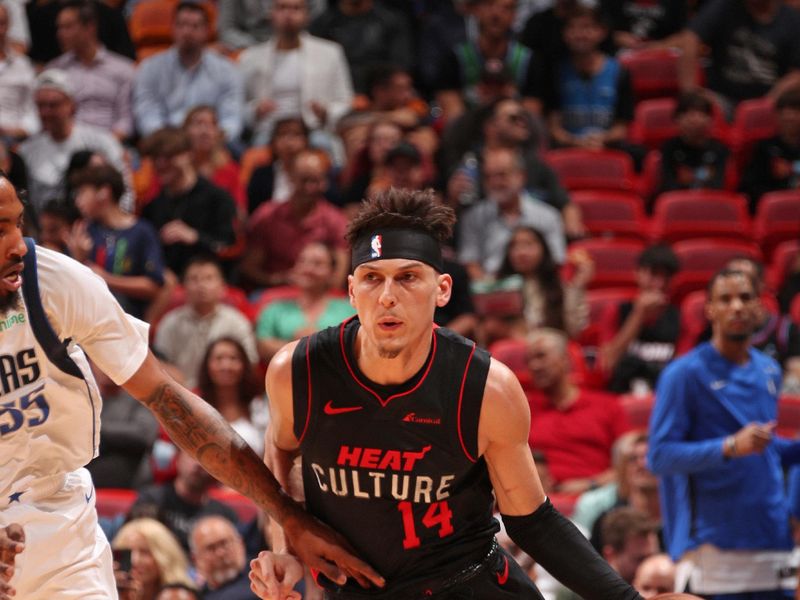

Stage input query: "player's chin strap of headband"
[{"left": 351, "top": 228, "right": 443, "bottom": 272}]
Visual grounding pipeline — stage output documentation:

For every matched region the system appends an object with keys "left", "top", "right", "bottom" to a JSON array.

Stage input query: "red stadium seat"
[
  {"left": 650, "top": 189, "right": 751, "bottom": 243},
  {"left": 544, "top": 149, "right": 636, "bottom": 191},
  {"left": 571, "top": 190, "right": 649, "bottom": 240},
  {"left": 677, "top": 290, "right": 708, "bottom": 355},
  {"left": 670, "top": 239, "right": 763, "bottom": 302},
  {"left": 618, "top": 393, "right": 655, "bottom": 429},
  {"left": 488, "top": 338, "right": 528, "bottom": 380},
  {"left": 619, "top": 48, "right": 682, "bottom": 101},
  {"left": 570, "top": 238, "right": 646, "bottom": 290},
  {"left": 629, "top": 98, "right": 729, "bottom": 151},
  {"left": 766, "top": 240, "right": 800, "bottom": 293},
  {"left": 549, "top": 492, "right": 579, "bottom": 516},
  {"left": 791, "top": 295, "right": 800, "bottom": 326},
  {"left": 753, "top": 191, "right": 800, "bottom": 262},
  {"left": 730, "top": 97, "right": 777, "bottom": 170},
  {"left": 95, "top": 488, "right": 137, "bottom": 519},
  {"left": 638, "top": 150, "right": 662, "bottom": 205},
  {"left": 777, "top": 396, "right": 800, "bottom": 439},
  {"left": 577, "top": 287, "right": 640, "bottom": 348}
]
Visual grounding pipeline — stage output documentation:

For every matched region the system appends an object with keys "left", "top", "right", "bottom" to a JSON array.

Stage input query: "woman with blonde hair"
[{"left": 112, "top": 518, "right": 196, "bottom": 600}]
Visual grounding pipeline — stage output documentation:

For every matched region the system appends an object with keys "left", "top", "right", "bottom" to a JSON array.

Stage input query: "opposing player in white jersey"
[{"left": 0, "top": 176, "right": 383, "bottom": 599}]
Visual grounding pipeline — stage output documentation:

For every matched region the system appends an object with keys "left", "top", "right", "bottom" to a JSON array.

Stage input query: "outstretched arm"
[
  {"left": 123, "top": 350, "right": 383, "bottom": 588},
  {"left": 479, "top": 359, "right": 643, "bottom": 600}
]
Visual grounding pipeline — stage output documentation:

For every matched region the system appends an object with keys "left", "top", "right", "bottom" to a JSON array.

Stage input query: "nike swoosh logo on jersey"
[
  {"left": 496, "top": 554, "right": 509, "bottom": 585},
  {"left": 85, "top": 487, "right": 94, "bottom": 504},
  {"left": 710, "top": 380, "right": 727, "bottom": 390},
  {"left": 324, "top": 401, "right": 363, "bottom": 415}
]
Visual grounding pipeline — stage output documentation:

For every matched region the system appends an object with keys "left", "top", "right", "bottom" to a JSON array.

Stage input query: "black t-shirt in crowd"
[
  {"left": 600, "top": 0, "right": 687, "bottom": 45},
  {"left": 740, "top": 135, "right": 800, "bottom": 208},
  {"left": 689, "top": 0, "right": 800, "bottom": 101},
  {"left": 659, "top": 136, "right": 730, "bottom": 193}
]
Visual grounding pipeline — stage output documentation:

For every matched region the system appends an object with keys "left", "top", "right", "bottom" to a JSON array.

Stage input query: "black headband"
[{"left": 351, "top": 228, "right": 443, "bottom": 272}]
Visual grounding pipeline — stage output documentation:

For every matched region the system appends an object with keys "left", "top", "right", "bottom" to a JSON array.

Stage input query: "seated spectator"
[
  {"left": 112, "top": 518, "right": 196, "bottom": 600},
  {"left": 447, "top": 96, "right": 584, "bottom": 239},
  {"left": 526, "top": 328, "right": 633, "bottom": 495},
  {"left": 240, "top": 149, "right": 349, "bottom": 290},
  {"left": 600, "top": 0, "right": 686, "bottom": 52},
  {"left": 633, "top": 553, "right": 677, "bottom": 599},
  {"left": 416, "top": 0, "right": 475, "bottom": 96},
  {"left": 130, "top": 451, "right": 239, "bottom": 552},
  {"left": 677, "top": 0, "right": 800, "bottom": 110},
  {"left": 239, "top": 0, "right": 353, "bottom": 147},
  {"left": 436, "top": 0, "right": 544, "bottom": 122},
  {"left": 246, "top": 117, "right": 309, "bottom": 214},
  {"left": 133, "top": 1, "right": 243, "bottom": 143},
  {"left": 340, "top": 118, "right": 403, "bottom": 208},
  {"left": 309, "top": 0, "right": 413, "bottom": 95},
  {"left": 183, "top": 105, "right": 246, "bottom": 213},
  {"left": 548, "top": 6, "right": 636, "bottom": 157},
  {"left": 197, "top": 337, "right": 267, "bottom": 456},
  {"left": 601, "top": 507, "right": 660, "bottom": 584},
  {"left": 87, "top": 359, "right": 158, "bottom": 489},
  {"left": 190, "top": 515, "right": 261, "bottom": 599},
  {"left": 154, "top": 254, "right": 257, "bottom": 389},
  {"left": 599, "top": 244, "right": 681, "bottom": 394},
  {"left": 217, "top": 0, "right": 325, "bottom": 51},
  {"left": 573, "top": 431, "right": 659, "bottom": 539},
  {"left": 660, "top": 92, "right": 730, "bottom": 194},
  {"left": 19, "top": 68, "right": 126, "bottom": 211},
  {"left": 28, "top": 0, "right": 135, "bottom": 65},
  {"left": 484, "top": 226, "right": 592, "bottom": 343},
  {"left": 67, "top": 164, "right": 165, "bottom": 319},
  {"left": 740, "top": 85, "right": 800, "bottom": 208},
  {"left": 156, "top": 584, "right": 202, "bottom": 600},
  {"left": 364, "top": 63, "right": 430, "bottom": 131},
  {"left": 140, "top": 127, "right": 239, "bottom": 277},
  {"left": 47, "top": 0, "right": 135, "bottom": 140},
  {"left": 0, "top": 1, "right": 38, "bottom": 139},
  {"left": 457, "top": 146, "right": 565, "bottom": 281},
  {"left": 256, "top": 241, "right": 354, "bottom": 363},
  {"left": 36, "top": 199, "right": 75, "bottom": 253}
]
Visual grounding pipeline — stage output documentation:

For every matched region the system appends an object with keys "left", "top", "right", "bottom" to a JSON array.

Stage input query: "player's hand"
[
  {"left": 249, "top": 552, "right": 303, "bottom": 600},
  {"left": 281, "top": 506, "right": 384, "bottom": 590},
  {"left": 0, "top": 524, "right": 24, "bottom": 597},
  {"left": 730, "top": 421, "right": 776, "bottom": 456}
]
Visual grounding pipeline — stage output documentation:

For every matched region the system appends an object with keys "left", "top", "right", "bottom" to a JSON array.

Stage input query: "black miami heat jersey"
[{"left": 293, "top": 317, "right": 499, "bottom": 594}]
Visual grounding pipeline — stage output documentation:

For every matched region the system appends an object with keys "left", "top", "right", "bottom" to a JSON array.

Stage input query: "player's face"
[
  {"left": 349, "top": 259, "right": 452, "bottom": 359},
  {"left": 705, "top": 273, "right": 758, "bottom": 342},
  {"left": 0, "top": 180, "right": 26, "bottom": 312}
]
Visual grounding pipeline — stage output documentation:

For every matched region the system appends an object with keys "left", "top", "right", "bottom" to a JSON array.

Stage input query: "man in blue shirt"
[{"left": 648, "top": 267, "right": 800, "bottom": 599}]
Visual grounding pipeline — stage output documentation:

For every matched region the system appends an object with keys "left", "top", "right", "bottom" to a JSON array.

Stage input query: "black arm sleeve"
[{"left": 502, "top": 498, "right": 643, "bottom": 600}]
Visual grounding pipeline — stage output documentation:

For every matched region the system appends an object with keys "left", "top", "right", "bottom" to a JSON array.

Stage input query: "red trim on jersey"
[
  {"left": 297, "top": 337, "right": 313, "bottom": 445},
  {"left": 457, "top": 342, "right": 478, "bottom": 463},
  {"left": 339, "top": 320, "right": 438, "bottom": 407}
]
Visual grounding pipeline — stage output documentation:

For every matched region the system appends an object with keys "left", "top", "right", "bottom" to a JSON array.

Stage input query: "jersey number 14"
[{"left": 398, "top": 500, "right": 454, "bottom": 550}]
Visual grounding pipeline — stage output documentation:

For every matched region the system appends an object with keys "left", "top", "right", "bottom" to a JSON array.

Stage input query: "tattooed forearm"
[{"left": 144, "top": 382, "right": 298, "bottom": 524}]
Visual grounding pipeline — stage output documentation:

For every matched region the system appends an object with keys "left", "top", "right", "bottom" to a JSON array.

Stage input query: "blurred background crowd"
[{"left": 6, "top": 0, "right": 800, "bottom": 598}]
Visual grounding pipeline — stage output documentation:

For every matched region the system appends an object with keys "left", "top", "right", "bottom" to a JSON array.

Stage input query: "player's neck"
[
  {"left": 354, "top": 328, "right": 432, "bottom": 386},
  {"left": 711, "top": 335, "right": 751, "bottom": 365}
]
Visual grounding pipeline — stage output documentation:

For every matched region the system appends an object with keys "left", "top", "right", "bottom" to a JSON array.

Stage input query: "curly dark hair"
[
  {"left": 345, "top": 187, "right": 456, "bottom": 246},
  {"left": 497, "top": 226, "right": 565, "bottom": 331},
  {"left": 196, "top": 337, "right": 260, "bottom": 416}
]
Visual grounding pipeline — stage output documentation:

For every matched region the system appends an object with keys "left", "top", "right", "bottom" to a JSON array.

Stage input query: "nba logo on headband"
[{"left": 370, "top": 234, "right": 382, "bottom": 258}]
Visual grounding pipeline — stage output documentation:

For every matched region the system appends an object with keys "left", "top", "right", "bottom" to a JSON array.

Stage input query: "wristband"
[{"left": 724, "top": 435, "right": 737, "bottom": 458}]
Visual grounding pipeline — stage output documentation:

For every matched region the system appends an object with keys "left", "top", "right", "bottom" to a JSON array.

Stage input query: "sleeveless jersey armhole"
[
  {"left": 456, "top": 343, "right": 491, "bottom": 463},
  {"left": 291, "top": 336, "right": 312, "bottom": 444}
]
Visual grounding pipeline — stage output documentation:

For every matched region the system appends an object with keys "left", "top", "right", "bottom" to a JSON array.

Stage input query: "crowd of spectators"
[{"left": 7, "top": 0, "right": 800, "bottom": 597}]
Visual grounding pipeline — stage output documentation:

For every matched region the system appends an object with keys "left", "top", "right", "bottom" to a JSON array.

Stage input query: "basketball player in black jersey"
[{"left": 249, "top": 189, "right": 643, "bottom": 600}]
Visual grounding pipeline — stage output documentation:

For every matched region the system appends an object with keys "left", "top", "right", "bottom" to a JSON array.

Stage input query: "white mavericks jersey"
[{"left": 0, "top": 241, "right": 149, "bottom": 502}]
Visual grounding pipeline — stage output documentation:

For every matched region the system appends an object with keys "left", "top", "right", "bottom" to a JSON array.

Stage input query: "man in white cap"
[{"left": 18, "top": 68, "right": 127, "bottom": 211}]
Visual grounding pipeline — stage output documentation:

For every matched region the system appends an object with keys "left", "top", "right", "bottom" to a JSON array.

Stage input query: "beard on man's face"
[{"left": 0, "top": 290, "right": 21, "bottom": 314}]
